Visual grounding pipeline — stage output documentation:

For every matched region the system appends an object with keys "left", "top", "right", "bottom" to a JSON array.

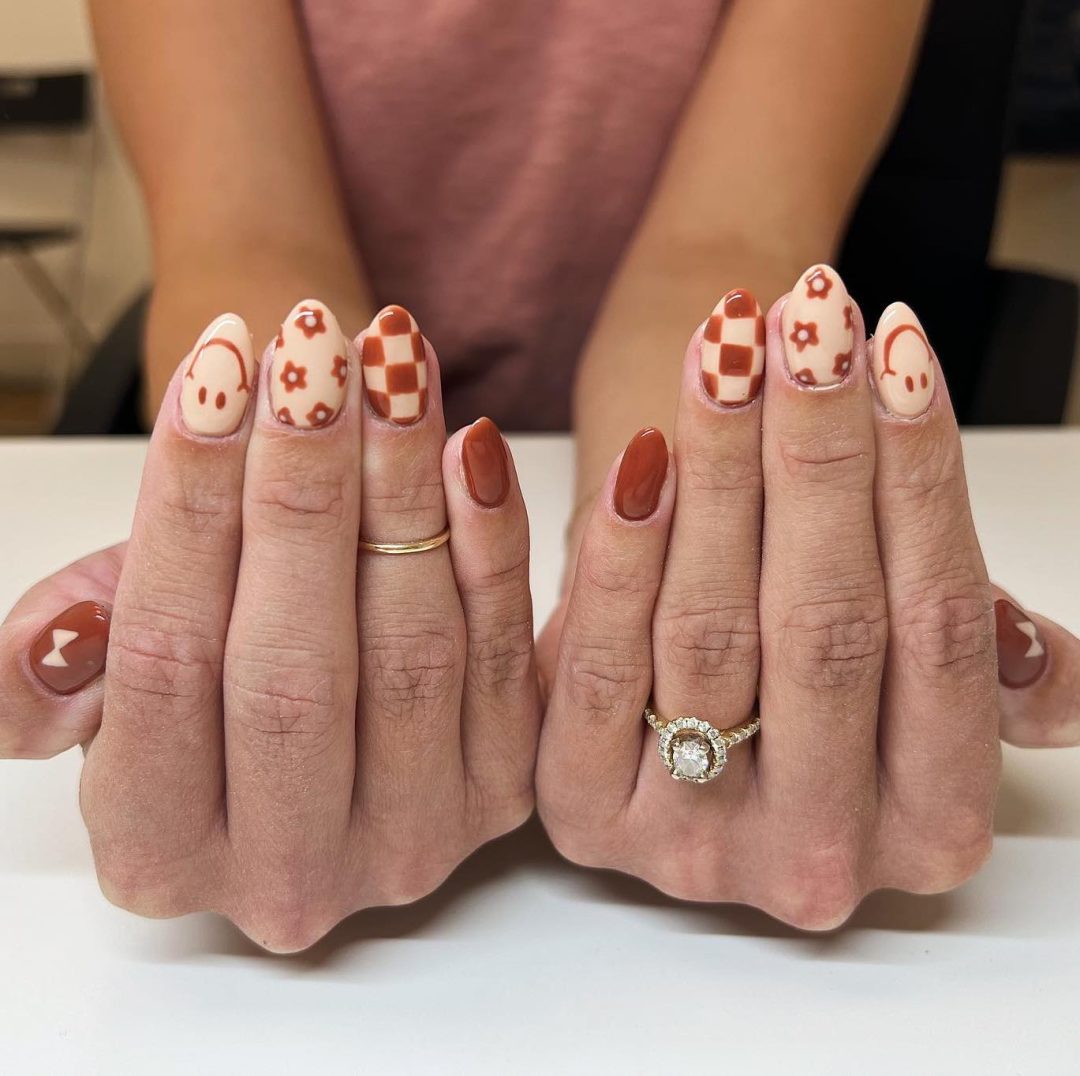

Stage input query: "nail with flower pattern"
[
  {"left": 270, "top": 300, "right": 349, "bottom": 429},
  {"left": 781, "top": 264, "right": 854, "bottom": 388},
  {"left": 872, "top": 302, "right": 936, "bottom": 418},
  {"left": 700, "top": 288, "right": 765, "bottom": 406},
  {"left": 179, "top": 313, "right": 256, "bottom": 436},
  {"left": 361, "top": 305, "right": 428, "bottom": 425}
]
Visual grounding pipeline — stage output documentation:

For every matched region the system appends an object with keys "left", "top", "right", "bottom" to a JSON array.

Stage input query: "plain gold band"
[{"left": 358, "top": 526, "right": 451, "bottom": 555}]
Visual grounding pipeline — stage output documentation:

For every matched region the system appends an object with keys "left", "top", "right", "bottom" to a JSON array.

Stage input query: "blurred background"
[{"left": 0, "top": 0, "right": 1078, "bottom": 435}]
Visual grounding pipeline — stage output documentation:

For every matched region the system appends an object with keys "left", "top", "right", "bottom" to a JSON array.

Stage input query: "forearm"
[{"left": 145, "top": 243, "right": 372, "bottom": 417}]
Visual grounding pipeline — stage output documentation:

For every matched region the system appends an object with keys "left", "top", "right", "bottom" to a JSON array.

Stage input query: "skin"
[{"left": 1, "top": 318, "right": 540, "bottom": 952}]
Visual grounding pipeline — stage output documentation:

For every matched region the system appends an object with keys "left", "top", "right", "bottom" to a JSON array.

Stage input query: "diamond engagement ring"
[{"left": 643, "top": 703, "right": 760, "bottom": 783}]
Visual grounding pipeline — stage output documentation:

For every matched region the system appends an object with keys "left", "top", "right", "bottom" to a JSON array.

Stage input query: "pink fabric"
[{"left": 299, "top": 0, "right": 723, "bottom": 430}]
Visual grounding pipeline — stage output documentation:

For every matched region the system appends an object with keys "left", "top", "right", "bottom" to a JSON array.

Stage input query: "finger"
[
  {"left": 537, "top": 428, "right": 674, "bottom": 845},
  {"left": 354, "top": 306, "right": 466, "bottom": 840},
  {"left": 993, "top": 586, "right": 1080, "bottom": 747},
  {"left": 0, "top": 544, "right": 124, "bottom": 758},
  {"left": 758, "top": 267, "right": 883, "bottom": 844},
  {"left": 82, "top": 314, "right": 255, "bottom": 875},
  {"left": 645, "top": 289, "right": 765, "bottom": 801},
  {"left": 225, "top": 301, "right": 359, "bottom": 867},
  {"left": 443, "top": 418, "right": 540, "bottom": 829},
  {"left": 868, "top": 303, "right": 1000, "bottom": 841}
]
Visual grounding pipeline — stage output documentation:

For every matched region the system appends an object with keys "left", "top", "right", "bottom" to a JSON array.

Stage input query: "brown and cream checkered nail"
[
  {"left": 361, "top": 305, "right": 428, "bottom": 425},
  {"left": 700, "top": 289, "right": 765, "bottom": 406}
]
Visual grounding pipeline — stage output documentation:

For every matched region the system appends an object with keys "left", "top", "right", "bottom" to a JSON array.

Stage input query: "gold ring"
[
  {"left": 358, "top": 526, "right": 450, "bottom": 555},
  {"left": 644, "top": 702, "right": 760, "bottom": 783}
]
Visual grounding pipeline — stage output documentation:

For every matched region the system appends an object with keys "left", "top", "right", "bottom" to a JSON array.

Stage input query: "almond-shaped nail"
[
  {"left": 872, "top": 302, "right": 935, "bottom": 418},
  {"left": 361, "top": 305, "right": 428, "bottom": 425},
  {"left": 995, "top": 599, "right": 1049, "bottom": 689},
  {"left": 701, "top": 289, "right": 765, "bottom": 406},
  {"left": 613, "top": 427, "right": 668, "bottom": 521},
  {"left": 462, "top": 417, "right": 510, "bottom": 507},
  {"left": 270, "top": 300, "right": 349, "bottom": 429},
  {"left": 781, "top": 264, "right": 853, "bottom": 388},
  {"left": 30, "top": 601, "right": 110, "bottom": 694},
  {"left": 179, "top": 314, "right": 256, "bottom": 436}
]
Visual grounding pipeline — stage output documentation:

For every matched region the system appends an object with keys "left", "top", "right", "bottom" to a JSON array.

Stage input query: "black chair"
[
  {"left": 57, "top": 0, "right": 1077, "bottom": 435},
  {"left": 0, "top": 73, "right": 95, "bottom": 368}
]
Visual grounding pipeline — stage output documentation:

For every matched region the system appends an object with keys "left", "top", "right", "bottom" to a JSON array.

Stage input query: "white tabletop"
[{"left": 2, "top": 432, "right": 1079, "bottom": 1075}]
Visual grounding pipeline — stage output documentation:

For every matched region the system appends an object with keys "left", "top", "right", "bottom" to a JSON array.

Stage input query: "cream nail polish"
[
  {"left": 361, "top": 305, "right": 428, "bottom": 425},
  {"left": 872, "top": 302, "right": 935, "bottom": 418},
  {"left": 270, "top": 300, "right": 349, "bottom": 429},
  {"left": 179, "top": 314, "right": 256, "bottom": 436},
  {"left": 700, "top": 289, "right": 765, "bottom": 406},
  {"left": 781, "top": 264, "right": 854, "bottom": 388}
]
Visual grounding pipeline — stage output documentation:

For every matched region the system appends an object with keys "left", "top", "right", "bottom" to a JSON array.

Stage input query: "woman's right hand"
[{"left": 0, "top": 301, "right": 540, "bottom": 952}]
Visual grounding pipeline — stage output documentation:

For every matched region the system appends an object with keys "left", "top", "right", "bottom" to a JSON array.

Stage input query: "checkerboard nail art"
[
  {"left": 270, "top": 300, "right": 349, "bottom": 430},
  {"left": 781, "top": 265, "right": 854, "bottom": 388},
  {"left": 361, "top": 306, "right": 428, "bottom": 425},
  {"left": 872, "top": 302, "right": 935, "bottom": 418},
  {"left": 700, "top": 289, "right": 765, "bottom": 406}
]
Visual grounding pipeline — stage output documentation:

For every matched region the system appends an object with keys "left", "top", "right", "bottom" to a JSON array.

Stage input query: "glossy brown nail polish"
[
  {"left": 462, "top": 417, "right": 510, "bottom": 507},
  {"left": 29, "top": 601, "right": 110, "bottom": 694},
  {"left": 995, "top": 599, "right": 1049, "bottom": 689},
  {"left": 613, "top": 427, "right": 668, "bottom": 521}
]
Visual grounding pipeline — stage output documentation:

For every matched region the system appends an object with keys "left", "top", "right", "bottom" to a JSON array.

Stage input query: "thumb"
[
  {"left": 1, "top": 543, "right": 126, "bottom": 758},
  {"left": 993, "top": 583, "right": 1080, "bottom": 748}
]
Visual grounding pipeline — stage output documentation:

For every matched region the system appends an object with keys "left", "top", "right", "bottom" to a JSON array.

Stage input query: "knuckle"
[
  {"left": 156, "top": 469, "right": 237, "bottom": 538},
  {"left": 559, "top": 641, "right": 650, "bottom": 721},
  {"left": 677, "top": 448, "right": 762, "bottom": 499},
  {"left": 777, "top": 434, "right": 874, "bottom": 488},
  {"left": 106, "top": 619, "right": 219, "bottom": 707},
  {"left": 467, "top": 615, "right": 536, "bottom": 694},
  {"left": 773, "top": 592, "right": 888, "bottom": 691},
  {"left": 901, "top": 809, "right": 995, "bottom": 894},
  {"left": 364, "top": 472, "right": 445, "bottom": 526},
  {"left": 237, "top": 900, "right": 340, "bottom": 954},
  {"left": 579, "top": 552, "right": 659, "bottom": 602},
  {"left": 655, "top": 601, "right": 759, "bottom": 692},
  {"left": 362, "top": 615, "right": 461, "bottom": 715},
  {"left": 771, "top": 844, "right": 863, "bottom": 931},
  {"left": 896, "top": 581, "right": 995, "bottom": 679},
  {"left": 248, "top": 472, "right": 349, "bottom": 534},
  {"left": 91, "top": 840, "right": 191, "bottom": 919}
]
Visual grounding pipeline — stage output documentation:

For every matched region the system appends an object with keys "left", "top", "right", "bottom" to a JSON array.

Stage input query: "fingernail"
[
  {"left": 30, "top": 601, "right": 110, "bottom": 695},
  {"left": 270, "top": 300, "right": 349, "bottom": 429},
  {"left": 179, "top": 314, "right": 256, "bottom": 436},
  {"left": 701, "top": 289, "right": 765, "bottom": 406},
  {"left": 781, "top": 264, "right": 853, "bottom": 388},
  {"left": 613, "top": 427, "right": 668, "bottom": 521},
  {"left": 872, "top": 302, "right": 935, "bottom": 418},
  {"left": 361, "top": 305, "right": 428, "bottom": 425},
  {"left": 995, "top": 599, "right": 1049, "bottom": 689},
  {"left": 462, "top": 417, "right": 510, "bottom": 507}
]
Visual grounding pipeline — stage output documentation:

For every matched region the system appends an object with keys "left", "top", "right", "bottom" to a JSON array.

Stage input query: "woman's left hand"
[{"left": 536, "top": 267, "right": 1080, "bottom": 928}]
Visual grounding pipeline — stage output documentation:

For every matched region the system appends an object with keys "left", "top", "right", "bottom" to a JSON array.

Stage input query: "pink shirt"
[{"left": 300, "top": 0, "right": 723, "bottom": 430}]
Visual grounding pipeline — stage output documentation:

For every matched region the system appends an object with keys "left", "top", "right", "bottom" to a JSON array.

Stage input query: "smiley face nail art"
[
  {"left": 872, "top": 302, "right": 936, "bottom": 418},
  {"left": 180, "top": 314, "right": 256, "bottom": 437},
  {"left": 781, "top": 264, "right": 854, "bottom": 388},
  {"left": 270, "top": 300, "right": 349, "bottom": 430}
]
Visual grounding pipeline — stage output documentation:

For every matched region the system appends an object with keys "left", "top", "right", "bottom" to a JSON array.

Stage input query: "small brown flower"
[
  {"left": 277, "top": 406, "right": 295, "bottom": 426},
  {"left": 332, "top": 354, "right": 348, "bottom": 387},
  {"left": 279, "top": 360, "right": 307, "bottom": 392},
  {"left": 794, "top": 368, "right": 818, "bottom": 386},
  {"left": 833, "top": 351, "right": 852, "bottom": 376},
  {"left": 789, "top": 321, "right": 819, "bottom": 352},
  {"left": 843, "top": 304, "right": 853, "bottom": 330},
  {"left": 805, "top": 268, "right": 833, "bottom": 300},
  {"left": 306, "top": 401, "right": 334, "bottom": 428},
  {"left": 295, "top": 306, "right": 326, "bottom": 338}
]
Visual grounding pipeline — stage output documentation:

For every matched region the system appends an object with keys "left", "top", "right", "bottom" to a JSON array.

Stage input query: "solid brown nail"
[
  {"left": 613, "top": 427, "right": 668, "bottom": 521},
  {"left": 29, "top": 601, "right": 110, "bottom": 695},
  {"left": 462, "top": 417, "right": 510, "bottom": 507},
  {"left": 995, "top": 599, "right": 1049, "bottom": 689}
]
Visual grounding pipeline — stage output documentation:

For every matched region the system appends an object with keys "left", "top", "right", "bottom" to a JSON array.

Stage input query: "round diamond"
[{"left": 671, "top": 735, "right": 711, "bottom": 780}]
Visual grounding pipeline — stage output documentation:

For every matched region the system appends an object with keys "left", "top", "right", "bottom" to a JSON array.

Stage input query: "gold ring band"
[{"left": 358, "top": 526, "right": 450, "bottom": 555}]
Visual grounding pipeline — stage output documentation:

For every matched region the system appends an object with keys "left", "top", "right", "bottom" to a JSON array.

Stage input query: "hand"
[
  {"left": 1, "top": 302, "right": 539, "bottom": 951},
  {"left": 536, "top": 267, "right": 1080, "bottom": 929}
]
